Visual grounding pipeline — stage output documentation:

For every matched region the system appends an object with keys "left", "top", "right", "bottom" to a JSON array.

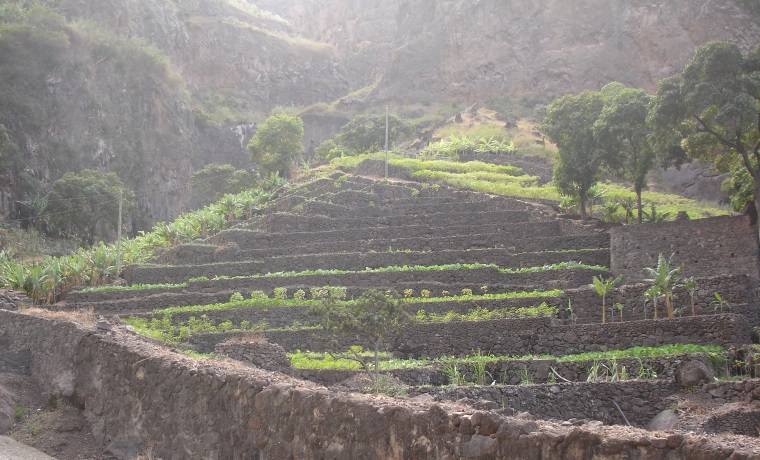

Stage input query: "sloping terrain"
[{"left": 12, "top": 163, "right": 749, "bottom": 458}]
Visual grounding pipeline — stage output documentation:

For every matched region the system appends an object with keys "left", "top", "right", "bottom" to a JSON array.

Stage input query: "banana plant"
[
  {"left": 680, "top": 276, "right": 698, "bottom": 316},
  {"left": 592, "top": 274, "right": 622, "bottom": 324},
  {"left": 642, "top": 253, "right": 681, "bottom": 319}
]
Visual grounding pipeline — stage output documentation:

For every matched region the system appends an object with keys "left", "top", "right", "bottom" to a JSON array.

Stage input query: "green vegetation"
[
  {"left": 542, "top": 90, "right": 607, "bottom": 219},
  {"left": 420, "top": 135, "right": 514, "bottom": 158},
  {"left": 649, "top": 41, "right": 760, "bottom": 215},
  {"left": 189, "top": 164, "right": 259, "bottom": 205},
  {"left": 414, "top": 303, "right": 558, "bottom": 323},
  {"left": 248, "top": 113, "right": 304, "bottom": 177},
  {"left": 288, "top": 343, "right": 726, "bottom": 372},
  {"left": 309, "top": 290, "right": 411, "bottom": 380},
  {"left": 43, "top": 170, "right": 136, "bottom": 245}
]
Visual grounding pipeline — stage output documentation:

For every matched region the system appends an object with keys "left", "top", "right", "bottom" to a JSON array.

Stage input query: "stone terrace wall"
[
  {"left": 157, "top": 232, "right": 609, "bottom": 265},
  {"left": 73, "top": 266, "right": 606, "bottom": 304},
  {"left": 412, "top": 380, "right": 679, "bottom": 428},
  {"left": 393, "top": 314, "right": 750, "bottom": 359},
  {"left": 124, "top": 248, "right": 609, "bottom": 285},
  {"left": 3, "top": 310, "right": 740, "bottom": 459},
  {"left": 262, "top": 210, "right": 533, "bottom": 233},
  {"left": 561, "top": 274, "right": 757, "bottom": 323},
  {"left": 209, "top": 220, "right": 562, "bottom": 249},
  {"left": 252, "top": 314, "right": 749, "bottom": 357},
  {"left": 610, "top": 215, "right": 760, "bottom": 282}
]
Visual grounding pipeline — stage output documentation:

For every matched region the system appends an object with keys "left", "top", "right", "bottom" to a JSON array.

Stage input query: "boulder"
[
  {"left": 648, "top": 409, "right": 681, "bottom": 432},
  {"left": 676, "top": 360, "right": 714, "bottom": 389}
]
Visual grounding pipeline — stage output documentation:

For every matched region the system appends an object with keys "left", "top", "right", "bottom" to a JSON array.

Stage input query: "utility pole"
[
  {"left": 116, "top": 189, "right": 122, "bottom": 278},
  {"left": 385, "top": 105, "right": 389, "bottom": 179}
]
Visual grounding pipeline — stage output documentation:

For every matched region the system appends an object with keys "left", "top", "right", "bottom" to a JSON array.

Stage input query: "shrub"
[{"left": 230, "top": 292, "right": 244, "bottom": 303}]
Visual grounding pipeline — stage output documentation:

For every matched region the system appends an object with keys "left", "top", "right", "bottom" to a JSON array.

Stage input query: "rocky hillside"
[
  {"left": 0, "top": 0, "right": 347, "bottom": 228},
  {"left": 258, "top": 0, "right": 760, "bottom": 103},
  {"left": 1, "top": 0, "right": 758, "bottom": 232}
]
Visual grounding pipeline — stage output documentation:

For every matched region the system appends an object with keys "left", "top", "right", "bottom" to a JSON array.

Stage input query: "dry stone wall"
[
  {"left": 238, "top": 314, "right": 750, "bottom": 357},
  {"left": 3, "top": 309, "right": 743, "bottom": 459},
  {"left": 124, "top": 248, "right": 609, "bottom": 285},
  {"left": 412, "top": 380, "right": 679, "bottom": 428},
  {"left": 392, "top": 314, "right": 749, "bottom": 359},
  {"left": 610, "top": 215, "right": 760, "bottom": 282}
]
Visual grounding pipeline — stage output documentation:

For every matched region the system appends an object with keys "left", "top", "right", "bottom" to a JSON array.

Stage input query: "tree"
[
  {"left": 247, "top": 113, "right": 304, "bottom": 177},
  {"left": 542, "top": 90, "right": 606, "bottom": 219},
  {"left": 336, "top": 114, "right": 413, "bottom": 155},
  {"left": 189, "top": 163, "right": 257, "bottom": 205},
  {"left": 594, "top": 83, "right": 657, "bottom": 223},
  {"left": 648, "top": 41, "right": 760, "bottom": 218},
  {"left": 309, "top": 289, "right": 410, "bottom": 381},
  {"left": 44, "top": 169, "right": 135, "bottom": 244}
]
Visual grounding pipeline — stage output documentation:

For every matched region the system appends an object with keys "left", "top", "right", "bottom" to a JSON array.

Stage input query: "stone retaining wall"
[
  {"left": 208, "top": 220, "right": 562, "bottom": 249},
  {"left": 411, "top": 380, "right": 679, "bottom": 427},
  {"left": 560, "top": 274, "right": 757, "bottom": 323},
  {"left": 156, "top": 232, "right": 609, "bottom": 265},
  {"left": 125, "top": 248, "right": 609, "bottom": 285},
  {"left": 5, "top": 310, "right": 742, "bottom": 459},
  {"left": 238, "top": 314, "right": 751, "bottom": 357},
  {"left": 215, "top": 339, "right": 290, "bottom": 372},
  {"left": 72, "top": 266, "right": 605, "bottom": 304},
  {"left": 262, "top": 209, "right": 534, "bottom": 233},
  {"left": 1, "top": 310, "right": 754, "bottom": 459},
  {"left": 610, "top": 215, "right": 760, "bottom": 281}
]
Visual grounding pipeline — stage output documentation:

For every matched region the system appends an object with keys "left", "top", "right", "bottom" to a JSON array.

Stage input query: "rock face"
[
  {"left": 258, "top": 0, "right": 760, "bottom": 103},
  {"left": 0, "top": 0, "right": 348, "bottom": 229}
]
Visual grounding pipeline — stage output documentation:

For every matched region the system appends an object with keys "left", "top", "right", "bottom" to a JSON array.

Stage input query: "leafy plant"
[
  {"left": 229, "top": 292, "right": 244, "bottom": 303},
  {"left": 642, "top": 253, "right": 681, "bottom": 319},
  {"left": 592, "top": 274, "right": 622, "bottom": 323},
  {"left": 711, "top": 292, "right": 731, "bottom": 314},
  {"left": 680, "top": 277, "right": 699, "bottom": 316}
]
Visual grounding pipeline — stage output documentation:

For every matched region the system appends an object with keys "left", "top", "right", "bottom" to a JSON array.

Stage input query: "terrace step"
[
  {"left": 124, "top": 248, "right": 609, "bottom": 285},
  {"left": 68, "top": 266, "right": 605, "bottom": 306},
  {"left": 155, "top": 233, "right": 610, "bottom": 265},
  {"left": 260, "top": 210, "right": 536, "bottom": 233},
  {"left": 130, "top": 294, "right": 563, "bottom": 329},
  {"left": 253, "top": 314, "right": 751, "bottom": 358},
  {"left": 207, "top": 220, "right": 565, "bottom": 250}
]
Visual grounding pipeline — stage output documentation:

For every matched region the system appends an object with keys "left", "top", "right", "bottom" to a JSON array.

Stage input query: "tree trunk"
[
  {"left": 636, "top": 187, "right": 643, "bottom": 224},
  {"left": 579, "top": 193, "right": 588, "bottom": 220}
]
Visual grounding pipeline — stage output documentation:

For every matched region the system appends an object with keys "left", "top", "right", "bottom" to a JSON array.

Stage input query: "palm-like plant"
[
  {"left": 592, "top": 274, "right": 622, "bottom": 324},
  {"left": 617, "top": 197, "right": 636, "bottom": 224},
  {"left": 642, "top": 253, "right": 681, "bottom": 319},
  {"left": 644, "top": 285, "right": 662, "bottom": 320},
  {"left": 680, "top": 276, "right": 698, "bottom": 316}
]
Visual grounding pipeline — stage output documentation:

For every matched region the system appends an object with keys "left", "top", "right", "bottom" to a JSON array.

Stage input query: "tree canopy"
[
  {"left": 309, "top": 289, "right": 410, "bottom": 380},
  {"left": 649, "top": 41, "right": 760, "bottom": 216},
  {"left": 594, "top": 83, "right": 657, "bottom": 223},
  {"left": 247, "top": 113, "right": 304, "bottom": 177},
  {"left": 542, "top": 90, "right": 606, "bottom": 219},
  {"left": 336, "top": 114, "right": 413, "bottom": 155},
  {"left": 189, "top": 163, "right": 257, "bottom": 205},
  {"left": 44, "top": 169, "right": 135, "bottom": 244}
]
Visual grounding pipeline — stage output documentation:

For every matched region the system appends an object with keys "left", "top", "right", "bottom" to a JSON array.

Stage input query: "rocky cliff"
[
  {"left": 1, "top": 0, "right": 758, "bottom": 231},
  {"left": 257, "top": 0, "right": 760, "bottom": 103},
  {"left": 0, "top": 0, "right": 347, "bottom": 229}
]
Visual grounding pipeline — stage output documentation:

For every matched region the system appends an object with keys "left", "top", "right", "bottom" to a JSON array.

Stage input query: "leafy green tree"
[
  {"left": 336, "top": 114, "right": 413, "bottom": 154},
  {"left": 44, "top": 169, "right": 135, "bottom": 244},
  {"left": 648, "top": 41, "right": 760, "bottom": 217},
  {"left": 542, "top": 90, "right": 606, "bottom": 219},
  {"left": 247, "top": 113, "right": 304, "bottom": 177},
  {"left": 594, "top": 83, "right": 657, "bottom": 223},
  {"left": 309, "top": 289, "right": 410, "bottom": 380},
  {"left": 189, "top": 163, "right": 257, "bottom": 205}
]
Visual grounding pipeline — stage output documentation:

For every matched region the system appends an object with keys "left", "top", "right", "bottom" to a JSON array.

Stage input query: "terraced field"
[{"left": 59, "top": 170, "right": 760, "bottom": 442}]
